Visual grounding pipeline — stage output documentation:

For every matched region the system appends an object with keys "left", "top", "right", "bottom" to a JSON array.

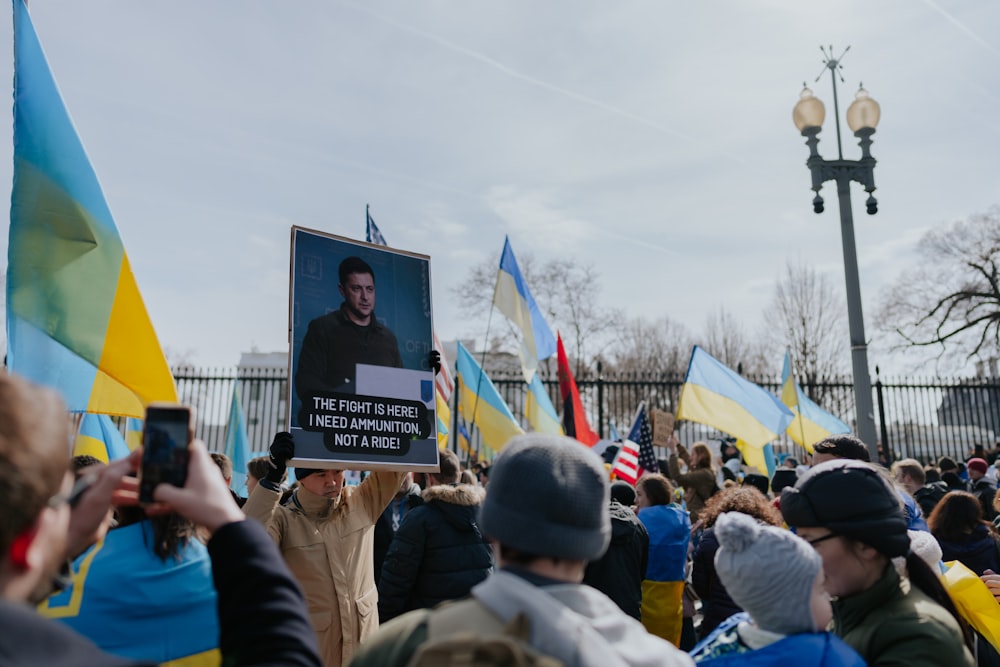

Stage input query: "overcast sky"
[{"left": 2, "top": 1, "right": 998, "bottom": 374}]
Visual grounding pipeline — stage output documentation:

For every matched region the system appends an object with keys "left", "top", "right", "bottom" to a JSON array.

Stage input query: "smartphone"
[{"left": 139, "top": 404, "right": 193, "bottom": 504}]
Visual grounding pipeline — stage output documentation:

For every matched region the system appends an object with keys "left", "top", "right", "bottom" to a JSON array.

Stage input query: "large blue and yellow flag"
[
  {"left": 524, "top": 373, "right": 563, "bottom": 435},
  {"left": 455, "top": 342, "right": 523, "bottom": 452},
  {"left": 39, "top": 521, "right": 220, "bottom": 665},
  {"left": 73, "top": 414, "right": 130, "bottom": 464},
  {"left": 436, "top": 392, "right": 451, "bottom": 449},
  {"left": 780, "top": 352, "right": 851, "bottom": 454},
  {"left": 735, "top": 439, "right": 777, "bottom": 478},
  {"left": 8, "top": 0, "right": 176, "bottom": 417},
  {"left": 677, "top": 346, "right": 794, "bottom": 449},
  {"left": 125, "top": 417, "right": 144, "bottom": 451},
  {"left": 224, "top": 382, "right": 251, "bottom": 495},
  {"left": 493, "top": 237, "right": 557, "bottom": 382}
]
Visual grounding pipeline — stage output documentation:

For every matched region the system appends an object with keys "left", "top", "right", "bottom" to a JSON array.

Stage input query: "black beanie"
[
  {"left": 610, "top": 480, "right": 636, "bottom": 507},
  {"left": 780, "top": 459, "right": 909, "bottom": 558},
  {"left": 294, "top": 467, "right": 323, "bottom": 480}
]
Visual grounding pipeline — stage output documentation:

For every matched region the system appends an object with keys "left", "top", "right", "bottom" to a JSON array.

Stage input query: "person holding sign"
[
  {"left": 295, "top": 256, "right": 403, "bottom": 400},
  {"left": 244, "top": 431, "right": 407, "bottom": 667}
]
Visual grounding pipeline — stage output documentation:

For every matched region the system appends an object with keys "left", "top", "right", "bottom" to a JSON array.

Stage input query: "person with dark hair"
[
  {"left": 373, "top": 472, "right": 423, "bottom": 586},
  {"left": 690, "top": 512, "right": 865, "bottom": 666},
  {"left": 692, "top": 486, "right": 784, "bottom": 639},
  {"left": 927, "top": 491, "right": 1000, "bottom": 575},
  {"left": 584, "top": 483, "right": 649, "bottom": 620},
  {"left": 0, "top": 372, "right": 321, "bottom": 667},
  {"left": 41, "top": 502, "right": 220, "bottom": 663},
  {"left": 244, "top": 432, "right": 406, "bottom": 667},
  {"left": 70, "top": 454, "right": 103, "bottom": 473},
  {"left": 246, "top": 455, "right": 281, "bottom": 497},
  {"left": 635, "top": 473, "right": 691, "bottom": 646},
  {"left": 377, "top": 450, "right": 492, "bottom": 622},
  {"left": 740, "top": 473, "right": 769, "bottom": 498},
  {"left": 966, "top": 457, "right": 998, "bottom": 522},
  {"left": 781, "top": 459, "right": 974, "bottom": 666},
  {"left": 294, "top": 255, "right": 403, "bottom": 402},
  {"left": 350, "top": 434, "right": 695, "bottom": 667},
  {"left": 811, "top": 434, "right": 871, "bottom": 464}
]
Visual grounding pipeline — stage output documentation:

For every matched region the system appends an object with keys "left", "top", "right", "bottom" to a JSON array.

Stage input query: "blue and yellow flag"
[
  {"left": 436, "top": 392, "right": 451, "bottom": 449},
  {"left": 677, "top": 346, "right": 794, "bottom": 449},
  {"left": 73, "top": 414, "right": 130, "bottom": 464},
  {"left": 39, "top": 521, "right": 220, "bottom": 665},
  {"left": 455, "top": 342, "right": 523, "bottom": 452},
  {"left": 780, "top": 352, "right": 851, "bottom": 454},
  {"left": 524, "top": 373, "right": 563, "bottom": 435},
  {"left": 735, "top": 439, "right": 777, "bottom": 478},
  {"left": 7, "top": 0, "right": 176, "bottom": 417},
  {"left": 224, "top": 382, "right": 251, "bottom": 495},
  {"left": 493, "top": 237, "right": 557, "bottom": 382},
  {"left": 125, "top": 417, "right": 144, "bottom": 451}
]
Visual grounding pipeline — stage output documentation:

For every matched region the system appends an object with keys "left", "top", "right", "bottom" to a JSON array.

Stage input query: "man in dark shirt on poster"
[{"left": 295, "top": 256, "right": 403, "bottom": 406}]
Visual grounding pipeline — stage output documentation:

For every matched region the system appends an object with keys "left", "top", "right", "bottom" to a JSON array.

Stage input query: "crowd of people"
[{"left": 3, "top": 368, "right": 1000, "bottom": 666}]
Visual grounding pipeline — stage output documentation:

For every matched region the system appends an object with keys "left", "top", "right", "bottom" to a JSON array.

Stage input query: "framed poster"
[{"left": 288, "top": 226, "right": 438, "bottom": 471}]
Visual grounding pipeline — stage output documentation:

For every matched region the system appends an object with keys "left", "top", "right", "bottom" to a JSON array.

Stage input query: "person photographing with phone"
[
  {"left": 0, "top": 373, "right": 321, "bottom": 667},
  {"left": 243, "top": 431, "right": 408, "bottom": 667}
]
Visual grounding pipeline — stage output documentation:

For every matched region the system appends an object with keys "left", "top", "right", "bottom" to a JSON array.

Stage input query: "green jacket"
[{"left": 833, "top": 565, "right": 973, "bottom": 667}]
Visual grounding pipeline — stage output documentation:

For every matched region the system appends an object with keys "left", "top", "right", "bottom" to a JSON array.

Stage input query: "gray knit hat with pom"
[
  {"left": 479, "top": 434, "right": 611, "bottom": 561},
  {"left": 714, "top": 511, "right": 822, "bottom": 635}
]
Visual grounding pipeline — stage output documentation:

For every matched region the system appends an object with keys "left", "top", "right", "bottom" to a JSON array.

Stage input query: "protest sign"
[
  {"left": 651, "top": 408, "right": 675, "bottom": 447},
  {"left": 288, "top": 226, "right": 438, "bottom": 471}
]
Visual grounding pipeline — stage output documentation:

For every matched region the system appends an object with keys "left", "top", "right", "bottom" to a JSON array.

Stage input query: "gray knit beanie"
[
  {"left": 479, "top": 434, "right": 611, "bottom": 561},
  {"left": 714, "top": 511, "right": 822, "bottom": 635}
]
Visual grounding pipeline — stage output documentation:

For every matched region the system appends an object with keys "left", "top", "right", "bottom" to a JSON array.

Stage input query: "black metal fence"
[{"left": 174, "top": 365, "right": 1000, "bottom": 466}]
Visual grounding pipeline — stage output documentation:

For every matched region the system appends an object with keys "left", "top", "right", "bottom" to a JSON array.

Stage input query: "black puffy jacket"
[
  {"left": 377, "top": 484, "right": 493, "bottom": 622},
  {"left": 691, "top": 526, "right": 742, "bottom": 638},
  {"left": 582, "top": 501, "right": 648, "bottom": 620}
]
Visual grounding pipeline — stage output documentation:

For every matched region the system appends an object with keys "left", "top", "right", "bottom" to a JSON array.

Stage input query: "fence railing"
[{"left": 173, "top": 366, "right": 1000, "bottom": 466}]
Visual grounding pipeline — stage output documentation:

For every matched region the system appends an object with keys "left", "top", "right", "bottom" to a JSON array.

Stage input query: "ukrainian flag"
[
  {"left": 436, "top": 392, "right": 451, "bottom": 449},
  {"left": 493, "top": 237, "right": 557, "bottom": 382},
  {"left": 73, "top": 414, "right": 130, "bottom": 463},
  {"left": 781, "top": 352, "right": 851, "bottom": 454},
  {"left": 125, "top": 417, "right": 144, "bottom": 451},
  {"left": 224, "top": 382, "right": 250, "bottom": 495},
  {"left": 8, "top": 0, "right": 176, "bottom": 417},
  {"left": 677, "top": 346, "right": 794, "bottom": 449},
  {"left": 524, "top": 373, "right": 563, "bottom": 435},
  {"left": 455, "top": 342, "right": 523, "bottom": 452}
]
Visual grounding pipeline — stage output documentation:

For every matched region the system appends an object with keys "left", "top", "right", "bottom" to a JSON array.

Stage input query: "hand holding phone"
[{"left": 139, "top": 404, "right": 192, "bottom": 504}]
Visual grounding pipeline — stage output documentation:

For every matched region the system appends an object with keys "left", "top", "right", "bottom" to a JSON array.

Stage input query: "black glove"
[
  {"left": 429, "top": 350, "right": 442, "bottom": 376},
  {"left": 267, "top": 431, "right": 295, "bottom": 483}
]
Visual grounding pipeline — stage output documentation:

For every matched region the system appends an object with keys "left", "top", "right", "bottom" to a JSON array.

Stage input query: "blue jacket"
[{"left": 690, "top": 613, "right": 867, "bottom": 667}]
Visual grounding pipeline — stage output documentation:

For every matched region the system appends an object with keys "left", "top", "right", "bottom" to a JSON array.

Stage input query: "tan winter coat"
[{"left": 244, "top": 470, "right": 405, "bottom": 667}]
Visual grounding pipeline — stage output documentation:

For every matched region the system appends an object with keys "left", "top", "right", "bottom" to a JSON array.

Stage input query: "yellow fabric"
[
  {"left": 677, "top": 383, "right": 777, "bottom": 449},
  {"left": 942, "top": 560, "right": 1000, "bottom": 651},
  {"left": 93, "top": 254, "right": 177, "bottom": 416},
  {"left": 71, "top": 434, "right": 110, "bottom": 464},
  {"left": 162, "top": 648, "right": 221, "bottom": 666},
  {"left": 735, "top": 439, "right": 767, "bottom": 476},
  {"left": 436, "top": 393, "right": 450, "bottom": 449},
  {"left": 640, "top": 579, "right": 684, "bottom": 647}
]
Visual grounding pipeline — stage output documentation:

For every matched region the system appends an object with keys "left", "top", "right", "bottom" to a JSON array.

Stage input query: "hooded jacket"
[
  {"left": 583, "top": 501, "right": 648, "bottom": 620},
  {"left": 244, "top": 469, "right": 405, "bottom": 667},
  {"left": 377, "top": 483, "right": 492, "bottom": 622},
  {"left": 349, "top": 569, "right": 695, "bottom": 667},
  {"left": 935, "top": 523, "right": 1000, "bottom": 575}
]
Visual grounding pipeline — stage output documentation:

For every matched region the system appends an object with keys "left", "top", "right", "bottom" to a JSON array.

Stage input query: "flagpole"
[
  {"left": 790, "top": 352, "right": 808, "bottom": 452},
  {"left": 470, "top": 271, "right": 501, "bottom": 449}
]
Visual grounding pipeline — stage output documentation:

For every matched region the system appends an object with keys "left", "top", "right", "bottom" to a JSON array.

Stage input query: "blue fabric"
[
  {"left": 691, "top": 613, "right": 867, "bottom": 666},
  {"left": 42, "top": 521, "right": 219, "bottom": 663},
  {"left": 637, "top": 504, "right": 689, "bottom": 582},
  {"left": 898, "top": 489, "right": 929, "bottom": 532}
]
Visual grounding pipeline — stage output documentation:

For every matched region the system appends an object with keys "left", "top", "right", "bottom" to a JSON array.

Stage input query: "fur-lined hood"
[{"left": 422, "top": 483, "right": 485, "bottom": 507}]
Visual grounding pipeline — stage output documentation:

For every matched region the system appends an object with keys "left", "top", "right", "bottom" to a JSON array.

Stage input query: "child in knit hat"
[{"left": 689, "top": 512, "right": 865, "bottom": 666}]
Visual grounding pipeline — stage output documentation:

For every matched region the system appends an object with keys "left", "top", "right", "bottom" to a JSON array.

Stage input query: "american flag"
[{"left": 612, "top": 403, "right": 657, "bottom": 485}]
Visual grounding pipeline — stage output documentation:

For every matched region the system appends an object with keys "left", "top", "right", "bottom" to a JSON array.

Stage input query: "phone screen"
[{"left": 139, "top": 406, "right": 191, "bottom": 503}]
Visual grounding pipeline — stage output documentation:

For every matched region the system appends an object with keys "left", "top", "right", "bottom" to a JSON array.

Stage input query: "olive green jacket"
[{"left": 833, "top": 565, "right": 973, "bottom": 667}]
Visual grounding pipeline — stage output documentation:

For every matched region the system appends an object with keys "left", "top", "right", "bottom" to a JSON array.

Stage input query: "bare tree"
[
  {"left": 878, "top": 207, "right": 1000, "bottom": 368},
  {"left": 451, "top": 252, "right": 622, "bottom": 375},
  {"left": 698, "top": 307, "right": 772, "bottom": 377},
  {"left": 763, "top": 260, "right": 849, "bottom": 385},
  {"left": 606, "top": 316, "right": 693, "bottom": 377}
]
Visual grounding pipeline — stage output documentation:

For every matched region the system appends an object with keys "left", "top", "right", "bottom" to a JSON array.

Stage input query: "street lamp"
[{"left": 793, "top": 46, "right": 880, "bottom": 461}]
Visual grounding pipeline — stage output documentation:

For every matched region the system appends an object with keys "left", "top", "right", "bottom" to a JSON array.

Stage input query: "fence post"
[
  {"left": 596, "top": 361, "right": 605, "bottom": 439},
  {"left": 875, "top": 366, "right": 893, "bottom": 463}
]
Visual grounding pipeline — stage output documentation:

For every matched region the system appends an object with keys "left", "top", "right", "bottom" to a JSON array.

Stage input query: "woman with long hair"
[
  {"left": 692, "top": 485, "right": 783, "bottom": 639},
  {"left": 635, "top": 473, "right": 690, "bottom": 647},
  {"left": 928, "top": 490, "right": 1000, "bottom": 575},
  {"left": 665, "top": 439, "right": 717, "bottom": 523},
  {"left": 781, "top": 459, "right": 974, "bottom": 667}
]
